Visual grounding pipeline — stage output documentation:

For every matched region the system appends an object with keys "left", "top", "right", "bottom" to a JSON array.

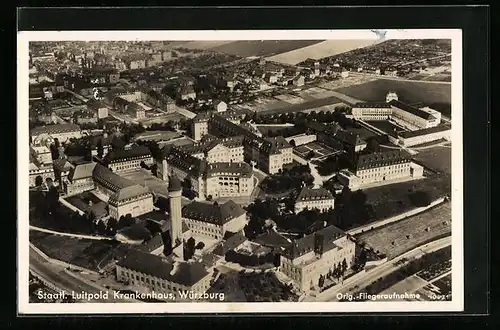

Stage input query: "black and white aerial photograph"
[{"left": 18, "top": 29, "right": 462, "bottom": 314}]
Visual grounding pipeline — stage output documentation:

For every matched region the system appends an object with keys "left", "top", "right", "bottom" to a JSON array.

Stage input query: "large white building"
[
  {"left": 116, "top": 250, "right": 212, "bottom": 298},
  {"left": 178, "top": 135, "right": 245, "bottom": 164},
  {"left": 102, "top": 144, "right": 154, "bottom": 173},
  {"left": 157, "top": 146, "right": 255, "bottom": 200},
  {"left": 350, "top": 93, "right": 442, "bottom": 130},
  {"left": 279, "top": 225, "right": 356, "bottom": 292},
  {"left": 337, "top": 150, "right": 424, "bottom": 190},
  {"left": 394, "top": 125, "right": 451, "bottom": 147},
  {"left": 294, "top": 186, "right": 335, "bottom": 214}
]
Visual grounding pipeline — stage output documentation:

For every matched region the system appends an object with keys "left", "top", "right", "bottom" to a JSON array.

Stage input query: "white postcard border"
[{"left": 17, "top": 29, "right": 463, "bottom": 314}]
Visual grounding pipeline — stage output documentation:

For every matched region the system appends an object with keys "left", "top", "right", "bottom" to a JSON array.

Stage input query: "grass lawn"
[
  {"left": 209, "top": 40, "right": 324, "bottom": 57},
  {"left": 356, "top": 202, "right": 451, "bottom": 259},
  {"left": 335, "top": 79, "right": 452, "bottom": 117},
  {"left": 412, "top": 146, "right": 452, "bottom": 175}
]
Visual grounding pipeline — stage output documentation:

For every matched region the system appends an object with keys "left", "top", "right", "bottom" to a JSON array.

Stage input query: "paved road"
[
  {"left": 29, "top": 246, "right": 120, "bottom": 303},
  {"left": 306, "top": 236, "right": 451, "bottom": 302}
]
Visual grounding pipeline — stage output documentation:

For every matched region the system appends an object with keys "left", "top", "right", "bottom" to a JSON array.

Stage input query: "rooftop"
[
  {"left": 296, "top": 186, "right": 335, "bottom": 203},
  {"left": 205, "top": 162, "right": 253, "bottom": 178},
  {"left": 68, "top": 162, "right": 97, "bottom": 181},
  {"left": 283, "top": 225, "right": 346, "bottom": 260},
  {"left": 30, "top": 123, "right": 80, "bottom": 136},
  {"left": 353, "top": 102, "right": 393, "bottom": 109},
  {"left": 398, "top": 124, "right": 451, "bottom": 139},
  {"left": 389, "top": 99, "right": 436, "bottom": 120},
  {"left": 92, "top": 163, "right": 136, "bottom": 192},
  {"left": 356, "top": 150, "right": 411, "bottom": 171},
  {"left": 109, "top": 185, "right": 151, "bottom": 204},
  {"left": 103, "top": 145, "right": 152, "bottom": 164},
  {"left": 117, "top": 250, "right": 209, "bottom": 286},
  {"left": 182, "top": 200, "right": 246, "bottom": 226}
]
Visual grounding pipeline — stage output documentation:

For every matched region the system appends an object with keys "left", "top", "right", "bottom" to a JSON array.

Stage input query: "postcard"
[{"left": 17, "top": 29, "right": 463, "bottom": 314}]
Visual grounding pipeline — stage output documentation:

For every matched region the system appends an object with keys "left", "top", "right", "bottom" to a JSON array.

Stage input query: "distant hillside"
[{"left": 266, "top": 39, "right": 381, "bottom": 65}]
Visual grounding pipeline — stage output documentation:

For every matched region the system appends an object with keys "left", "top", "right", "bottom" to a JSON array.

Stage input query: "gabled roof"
[
  {"left": 117, "top": 250, "right": 209, "bottom": 286},
  {"left": 92, "top": 163, "right": 136, "bottom": 192},
  {"left": 182, "top": 200, "right": 246, "bottom": 226},
  {"left": 283, "top": 225, "right": 346, "bottom": 260},
  {"left": 356, "top": 150, "right": 411, "bottom": 171},
  {"left": 388, "top": 99, "right": 435, "bottom": 120},
  {"left": 353, "top": 102, "right": 392, "bottom": 109},
  {"left": 296, "top": 186, "right": 335, "bottom": 203},
  {"left": 30, "top": 123, "right": 80, "bottom": 136},
  {"left": 68, "top": 162, "right": 97, "bottom": 181},
  {"left": 109, "top": 185, "right": 151, "bottom": 204}
]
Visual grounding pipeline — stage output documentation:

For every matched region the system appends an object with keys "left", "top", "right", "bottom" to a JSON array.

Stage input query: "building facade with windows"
[
  {"left": 181, "top": 200, "right": 247, "bottom": 240},
  {"left": 279, "top": 225, "right": 356, "bottom": 292},
  {"left": 294, "top": 186, "right": 335, "bottom": 214},
  {"left": 102, "top": 145, "right": 154, "bottom": 173}
]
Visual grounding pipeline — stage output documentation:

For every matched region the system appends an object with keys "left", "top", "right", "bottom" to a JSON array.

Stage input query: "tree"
[
  {"left": 184, "top": 237, "right": 196, "bottom": 261},
  {"left": 35, "top": 176, "right": 44, "bottom": 187},
  {"left": 106, "top": 218, "right": 118, "bottom": 235},
  {"left": 96, "top": 139, "right": 104, "bottom": 158},
  {"left": 195, "top": 242, "right": 205, "bottom": 250},
  {"left": 341, "top": 258, "right": 348, "bottom": 275},
  {"left": 318, "top": 274, "right": 325, "bottom": 288},
  {"left": 289, "top": 139, "right": 296, "bottom": 147},
  {"left": 96, "top": 220, "right": 106, "bottom": 235}
]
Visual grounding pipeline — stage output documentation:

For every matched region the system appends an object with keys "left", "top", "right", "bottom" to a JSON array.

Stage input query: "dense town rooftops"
[
  {"left": 353, "top": 102, "right": 393, "bottom": 109},
  {"left": 103, "top": 145, "right": 152, "bottom": 164},
  {"left": 68, "top": 162, "right": 97, "bottom": 181},
  {"left": 117, "top": 250, "right": 209, "bottom": 286},
  {"left": 30, "top": 123, "right": 80, "bottom": 136},
  {"left": 182, "top": 200, "right": 245, "bottom": 226},
  {"left": 283, "top": 225, "right": 346, "bottom": 260},
  {"left": 296, "top": 186, "right": 335, "bottom": 203},
  {"left": 92, "top": 163, "right": 136, "bottom": 192},
  {"left": 206, "top": 162, "right": 253, "bottom": 178},
  {"left": 356, "top": 150, "right": 411, "bottom": 171},
  {"left": 388, "top": 99, "right": 436, "bottom": 120},
  {"left": 109, "top": 185, "right": 151, "bottom": 204},
  {"left": 398, "top": 124, "right": 451, "bottom": 139}
]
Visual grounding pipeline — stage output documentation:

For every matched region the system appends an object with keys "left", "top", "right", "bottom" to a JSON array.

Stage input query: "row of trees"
[
  {"left": 225, "top": 250, "right": 280, "bottom": 267},
  {"left": 318, "top": 258, "right": 349, "bottom": 288},
  {"left": 183, "top": 237, "right": 205, "bottom": 261}
]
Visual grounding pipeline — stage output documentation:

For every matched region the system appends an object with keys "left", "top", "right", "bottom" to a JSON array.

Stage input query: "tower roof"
[{"left": 168, "top": 174, "right": 182, "bottom": 192}]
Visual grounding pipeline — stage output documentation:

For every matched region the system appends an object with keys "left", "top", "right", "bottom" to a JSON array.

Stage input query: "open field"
[
  {"left": 208, "top": 40, "right": 324, "bottom": 58},
  {"left": 412, "top": 146, "right": 452, "bottom": 175},
  {"left": 335, "top": 79, "right": 452, "bottom": 117},
  {"left": 274, "top": 94, "right": 307, "bottom": 104},
  {"left": 356, "top": 202, "right": 451, "bottom": 260},
  {"left": 296, "top": 86, "right": 350, "bottom": 101},
  {"left": 266, "top": 39, "right": 380, "bottom": 65}
]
